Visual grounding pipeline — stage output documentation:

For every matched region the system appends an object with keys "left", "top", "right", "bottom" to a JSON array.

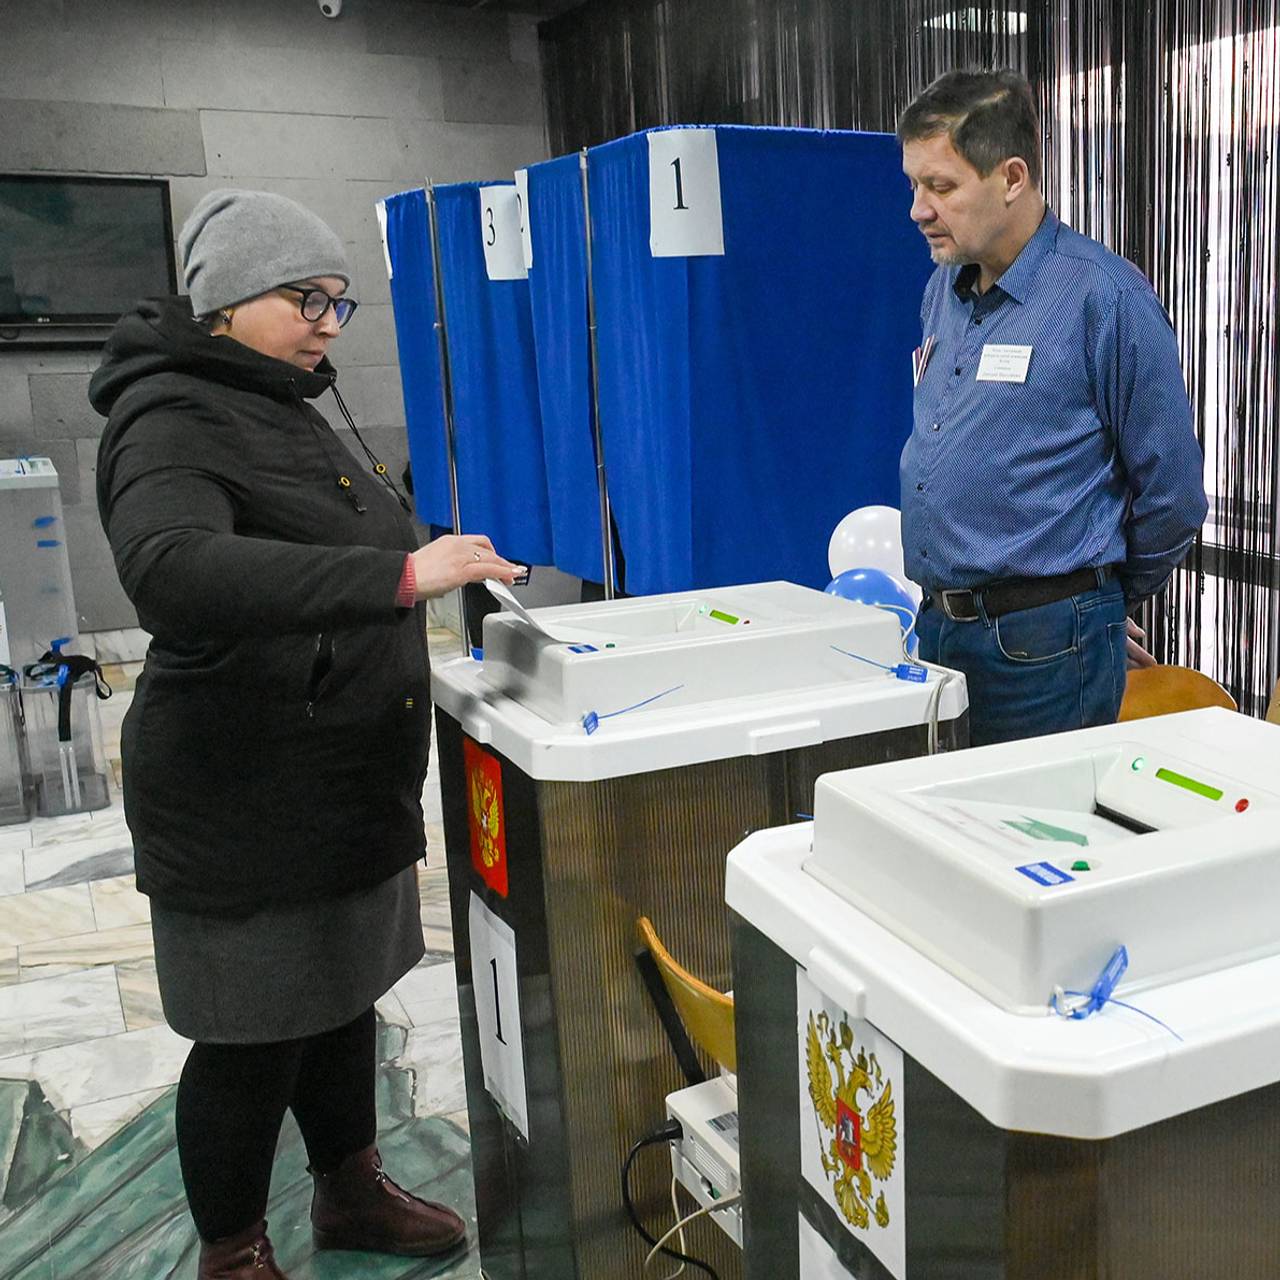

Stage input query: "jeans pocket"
[
  {"left": 1106, "top": 618, "right": 1130, "bottom": 714},
  {"left": 993, "top": 597, "right": 1079, "bottom": 665}
]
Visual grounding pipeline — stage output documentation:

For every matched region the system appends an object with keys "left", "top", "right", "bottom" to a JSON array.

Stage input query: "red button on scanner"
[{"left": 1236, "top": 798, "right": 1250, "bottom": 813}]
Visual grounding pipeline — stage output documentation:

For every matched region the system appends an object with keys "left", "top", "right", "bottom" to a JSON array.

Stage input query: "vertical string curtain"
[{"left": 539, "top": 0, "right": 1280, "bottom": 714}]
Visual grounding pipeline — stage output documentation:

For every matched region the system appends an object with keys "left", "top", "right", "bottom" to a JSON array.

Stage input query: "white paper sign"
[
  {"left": 478, "top": 185, "right": 527, "bottom": 281},
  {"left": 469, "top": 892, "right": 530, "bottom": 1139},
  {"left": 514, "top": 168, "right": 533, "bottom": 270},
  {"left": 798, "top": 968, "right": 907, "bottom": 1279},
  {"left": 648, "top": 128, "right": 725, "bottom": 258},
  {"left": 975, "top": 343, "right": 1033, "bottom": 383},
  {"left": 374, "top": 199, "right": 393, "bottom": 281},
  {"left": 799, "top": 1214, "right": 854, "bottom": 1278}
]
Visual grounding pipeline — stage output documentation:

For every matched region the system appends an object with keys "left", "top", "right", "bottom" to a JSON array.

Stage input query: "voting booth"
[
  {"left": 727, "top": 707, "right": 1280, "bottom": 1279},
  {"left": 433, "top": 584, "right": 968, "bottom": 1279}
]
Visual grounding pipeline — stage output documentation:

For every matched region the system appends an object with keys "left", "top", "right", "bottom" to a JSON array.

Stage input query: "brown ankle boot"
[
  {"left": 309, "top": 1144, "right": 466, "bottom": 1257},
  {"left": 197, "top": 1219, "right": 289, "bottom": 1278}
]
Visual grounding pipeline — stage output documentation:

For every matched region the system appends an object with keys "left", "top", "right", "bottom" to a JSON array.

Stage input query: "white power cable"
[
  {"left": 900, "top": 609, "right": 954, "bottom": 754},
  {"left": 643, "top": 1193, "right": 744, "bottom": 1274},
  {"left": 658, "top": 1176, "right": 686, "bottom": 1280}
]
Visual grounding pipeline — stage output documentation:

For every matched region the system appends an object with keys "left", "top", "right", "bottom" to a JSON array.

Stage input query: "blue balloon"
[{"left": 825, "top": 568, "right": 919, "bottom": 654}]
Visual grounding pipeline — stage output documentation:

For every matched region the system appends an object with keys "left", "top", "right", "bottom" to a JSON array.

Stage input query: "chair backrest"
[
  {"left": 636, "top": 916, "right": 737, "bottom": 1075},
  {"left": 1118, "top": 665, "right": 1237, "bottom": 722}
]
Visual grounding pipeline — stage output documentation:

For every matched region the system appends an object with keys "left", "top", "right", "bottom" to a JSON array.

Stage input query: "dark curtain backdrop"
[{"left": 540, "top": 0, "right": 1280, "bottom": 714}]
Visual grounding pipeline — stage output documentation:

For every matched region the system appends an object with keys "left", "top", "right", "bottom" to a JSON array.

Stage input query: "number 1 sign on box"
[
  {"left": 468, "top": 892, "right": 530, "bottom": 1140},
  {"left": 648, "top": 128, "right": 725, "bottom": 258}
]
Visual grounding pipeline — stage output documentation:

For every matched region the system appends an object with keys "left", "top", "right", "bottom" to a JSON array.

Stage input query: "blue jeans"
[{"left": 917, "top": 577, "right": 1129, "bottom": 747}]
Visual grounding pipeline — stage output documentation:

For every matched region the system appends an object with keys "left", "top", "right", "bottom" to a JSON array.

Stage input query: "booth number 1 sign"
[
  {"left": 468, "top": 892, "right": 530, "bottom": 1140},
  {"left": 648, "top": 128, "right": 725, "bottom": 258}
]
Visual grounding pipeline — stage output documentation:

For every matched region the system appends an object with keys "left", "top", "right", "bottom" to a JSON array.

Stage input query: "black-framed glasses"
[{"left": 278, "top": 284, "right": 358, "bottom": 328}]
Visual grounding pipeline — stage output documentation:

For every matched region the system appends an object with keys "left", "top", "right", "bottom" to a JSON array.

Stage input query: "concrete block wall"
[{"left": 0, "top": 0, "right": 549, "bottom": 633}]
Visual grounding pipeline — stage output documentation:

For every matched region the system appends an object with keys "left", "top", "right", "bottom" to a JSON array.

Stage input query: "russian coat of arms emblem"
[{"left": 805, "top": 1009, "right": 898, "bottom": 1231}]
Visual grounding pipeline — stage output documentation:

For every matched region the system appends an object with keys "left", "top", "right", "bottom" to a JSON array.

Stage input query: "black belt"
[{"left": 931, "top": 567, "right": 1110, "bottom": 622}]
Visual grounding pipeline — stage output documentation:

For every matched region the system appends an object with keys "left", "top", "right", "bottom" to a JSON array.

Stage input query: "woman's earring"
[{"left": 219, "top": 309, "right": 233, "bottom": 328}]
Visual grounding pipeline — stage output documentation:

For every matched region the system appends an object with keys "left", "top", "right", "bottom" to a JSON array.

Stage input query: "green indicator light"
[
  {"left": 1131, "top": 756, "right": 1146, "bottom": 772},
  {"left": 1155, "top": 767, "right": 1223, "bottom": 801},
  {"left": 605, "top": 643, "right": 616, "bottom": 649},
  {"left": 1071, "top": 860, "right": 1091, "bottom": 872},
  {"left": 708, "top": 609, "right": 740, "bottom": 625}
]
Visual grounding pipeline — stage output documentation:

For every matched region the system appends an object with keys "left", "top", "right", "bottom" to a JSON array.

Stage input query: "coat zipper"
[{"left": 306, "top": 632, "right": 334, "bottom": 719}]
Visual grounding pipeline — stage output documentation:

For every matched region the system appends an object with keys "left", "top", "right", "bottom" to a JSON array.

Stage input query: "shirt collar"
[{"left": 951, "top": 207, "right": 1058, "bottom": 306}]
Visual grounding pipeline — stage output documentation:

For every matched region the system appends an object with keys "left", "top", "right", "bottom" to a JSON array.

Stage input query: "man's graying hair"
[{"left": 897, "top": 69, "right": 1043, "bottom": 188}]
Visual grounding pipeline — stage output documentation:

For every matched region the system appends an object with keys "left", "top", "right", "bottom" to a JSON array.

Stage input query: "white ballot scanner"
[
  {"left": 727, "top": 707, "right": 1280, "bottom": 1280},
  {"left": 431, "top": 582, "right": 967, "bottom": 1280}
]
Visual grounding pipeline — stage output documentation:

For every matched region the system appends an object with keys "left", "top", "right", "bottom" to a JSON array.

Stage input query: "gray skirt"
[{"left": 151, "top": 865, "right": 426, "bottom": 1043}]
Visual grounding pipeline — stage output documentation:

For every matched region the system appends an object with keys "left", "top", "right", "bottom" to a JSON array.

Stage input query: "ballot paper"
[{"left": 485, "top": 580, "right": 619, "bottom": 645}]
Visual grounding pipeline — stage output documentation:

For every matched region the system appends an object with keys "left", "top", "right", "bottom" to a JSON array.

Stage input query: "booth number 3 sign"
[
  {"left": 648, "top": 128, "right": 725, "bottom": 258},
  {"left": 479, "top": 178, "right": 533, "bottom": 282}
]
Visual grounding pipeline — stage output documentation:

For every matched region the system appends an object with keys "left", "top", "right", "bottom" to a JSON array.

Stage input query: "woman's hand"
[{"left": 412, "top": 535, "right": 520, "bottom": 600}]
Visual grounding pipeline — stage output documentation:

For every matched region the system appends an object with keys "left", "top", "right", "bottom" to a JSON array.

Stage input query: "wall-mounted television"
[{"left": 0, "top": 175, "right": 176, "bottom": 328}]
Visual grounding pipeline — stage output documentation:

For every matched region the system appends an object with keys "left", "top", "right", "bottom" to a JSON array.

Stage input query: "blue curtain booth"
[
  {"left": 587, "top": 125, "right": 933, "bottom": 596},
  {"left": 381, "top": 188, "right": 453, "bottom": 530},
  {"left": 525, "top": 154, "right": 607, "bottom": 586},
  {"left": 432, "top": 182, "right": 555, "bottom": 569}
]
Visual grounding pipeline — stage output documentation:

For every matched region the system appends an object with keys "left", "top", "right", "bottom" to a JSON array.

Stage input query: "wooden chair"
[
  {"left": 1119, "top": 665, "right": 1237, "bottom": 722},
  {"left": 1266, "top": 679, "right": 1280, "bottom": 726},
  {"left": 635, "top": 916, "right": 736, "bottom": 1081}
]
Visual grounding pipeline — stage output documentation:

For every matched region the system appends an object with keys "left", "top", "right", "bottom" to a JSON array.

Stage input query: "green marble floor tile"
[
  {"left": 0, "top": 1090, "right": 177, "bottom": 1269},
  {"left": 2, "top": 1080, "right": 78, "bottom": 1214},
  {"left": 0, "top": 1015, "right": 480, "bottom": 1280}
]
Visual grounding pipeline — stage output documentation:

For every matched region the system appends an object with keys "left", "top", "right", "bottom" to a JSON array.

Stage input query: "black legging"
[{"left": 175, "top": 1006, "right": 378, "bottom": 1241}]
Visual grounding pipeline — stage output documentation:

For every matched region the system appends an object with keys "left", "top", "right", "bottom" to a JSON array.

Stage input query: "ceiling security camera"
[{"left": 318, "top": 0, "right": 342, "bottom": 16}]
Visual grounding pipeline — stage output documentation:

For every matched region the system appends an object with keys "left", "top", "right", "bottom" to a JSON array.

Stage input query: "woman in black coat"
[{"left": 89, "top": 189, "right": 518, "bottom": 1279}]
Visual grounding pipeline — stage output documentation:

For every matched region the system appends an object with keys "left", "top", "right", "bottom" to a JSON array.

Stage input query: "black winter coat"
[{"left": 89, "top": 297, "right": 431, "bottom": 917}]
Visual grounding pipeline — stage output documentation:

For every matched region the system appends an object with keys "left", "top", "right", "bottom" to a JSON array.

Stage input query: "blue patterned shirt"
[{"left": 900, "top": 209, "right": 1207, "bottom": 601}]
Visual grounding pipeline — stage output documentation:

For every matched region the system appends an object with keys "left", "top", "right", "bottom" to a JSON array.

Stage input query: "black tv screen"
[{"left": 0, "top": 175, "right": 176, "bottom": 326}]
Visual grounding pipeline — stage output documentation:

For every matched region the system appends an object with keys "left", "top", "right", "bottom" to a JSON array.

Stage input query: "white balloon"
[{"left": 828, "top": 505, "right": 906, "bottom": 579}]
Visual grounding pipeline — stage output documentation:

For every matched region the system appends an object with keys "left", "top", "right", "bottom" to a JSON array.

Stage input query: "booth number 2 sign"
[
  {"left": 468, "top": 892, "right": 530, "bottom": 1140},
  {"left": 648, "top": 128, "right": 725, "bottom": 258}
]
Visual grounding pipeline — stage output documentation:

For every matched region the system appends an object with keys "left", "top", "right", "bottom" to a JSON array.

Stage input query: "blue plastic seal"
[
  {"left": 893, "top": 663, "right": 928, "bottom": 682},
  {"left": 582, "top": 711, "right": 600, "bottom": 735},
  {"left": 1051, "top": 944, "right": 1183, "bottom": 1040}
]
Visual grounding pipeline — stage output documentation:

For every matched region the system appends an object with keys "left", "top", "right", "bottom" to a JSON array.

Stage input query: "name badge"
[{"left": 976, "top": 344, "right": 1033, "bottom": 383}]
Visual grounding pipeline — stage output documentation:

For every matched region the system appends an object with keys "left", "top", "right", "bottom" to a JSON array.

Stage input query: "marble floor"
[{"left": 0, "top": 632, "right": 480, "bottom": 1279}]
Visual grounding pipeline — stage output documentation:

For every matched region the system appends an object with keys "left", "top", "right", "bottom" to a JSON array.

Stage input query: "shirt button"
[
  {"left": 931, "top": 422, "right": 940, "bottom": 432},
  {"left": 953, "top": 366, "right": 962, "bottom": 376},
  {"left": 916, "top": 483, "right": 924, "bottom": 492},
  {"left": 974, "top": 316, "right": 982, "bottom": 325},
  {"left": 920, "top": 549, "right": 929, "bottom": 559}
]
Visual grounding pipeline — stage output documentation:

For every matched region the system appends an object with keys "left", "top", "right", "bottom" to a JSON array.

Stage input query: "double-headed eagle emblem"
[
  {"left": 805, "top": 1010, "right": 897, "bottom": 1231},
  {"left": 469, "top": 770, "right": 502, "bottom": 869}
]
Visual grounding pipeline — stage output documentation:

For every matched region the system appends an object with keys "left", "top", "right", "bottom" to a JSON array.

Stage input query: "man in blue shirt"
[{"left": 898, "top": 69, "right": 1208, "bottom": 746}]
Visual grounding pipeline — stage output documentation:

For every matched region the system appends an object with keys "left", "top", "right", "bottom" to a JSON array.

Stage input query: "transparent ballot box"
[
  {"left": 0, "top": 674, "right": 31, "bottom": 826},
  {"left": 22, "top": 672, "right": 110, "bottom": 817}
]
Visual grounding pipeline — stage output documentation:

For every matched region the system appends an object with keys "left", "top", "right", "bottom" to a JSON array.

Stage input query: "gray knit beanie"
[{"left": 179, "top": 189, "right": 350, "bottom": 317}]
